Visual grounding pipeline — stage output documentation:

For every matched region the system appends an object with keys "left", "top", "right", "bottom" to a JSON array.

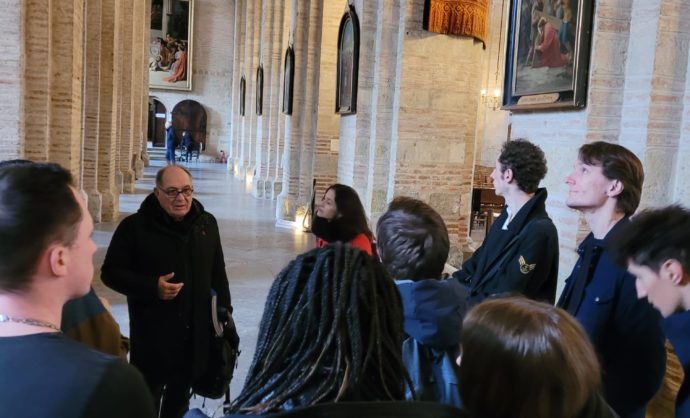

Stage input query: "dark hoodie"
[{"left": 395, "top": 278, "right": 469, "bottom": 407}]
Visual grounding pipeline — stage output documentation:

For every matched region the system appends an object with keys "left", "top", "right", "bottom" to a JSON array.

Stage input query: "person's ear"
[
  {"left": 503, "top": 168, "right": 514, "bottom": 183},
  {"left": 662, "top": 259, "right": 686, "bottom": 286},
  {"left": 607, "top": 179, "right": 624, "bottom": 198},
  {"left": 48, "top": 245, "right": 69, "bottom": 277}
]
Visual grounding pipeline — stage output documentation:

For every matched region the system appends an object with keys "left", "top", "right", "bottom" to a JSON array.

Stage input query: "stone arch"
[
  {"left": 148, "top": 97, "right": 168, "bottom": 147},
  {"left": 171, "top": 99, "right": 207, "bottom": 150}
]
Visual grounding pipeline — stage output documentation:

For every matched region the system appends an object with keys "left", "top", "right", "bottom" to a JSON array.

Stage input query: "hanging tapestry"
[{"left": 425, "top": 0, "right": 489, "bottom": 47}]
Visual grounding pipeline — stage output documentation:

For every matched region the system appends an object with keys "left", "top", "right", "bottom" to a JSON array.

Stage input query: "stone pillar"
[
  {"left": 391, "top": 0, "right": 483, "bottom": 247},
  {"left": 252, "top": 0, "right": 275, "bottom": 198},
  {"left": 244, "top": 0, "right": 262, "bottom": 182},
  {"left": 312, "top": 0, "right": 343, "bottom": 201},
  {"left": 83, "top": 0, "right": 102, "bottom": 222},
  {"left": 237, "top": 0, "right": 257, "bottom": 179},
  {"left": 230, "top": 0, "right": 246, "bottom": 175},
  {"left": 100, "top": 0, "right": 121, "bottom": 220},
  {"left": 0, "top": 0, "right": 22, "bottom": 158},
  {"left": 277, "top": 0, "right": 323, "bottom": 220},
  {"left": 22, "top": 0, "right": 51, "bottom": 161},
  {"left": 620, "top": 0, "right": 688, "bottom": 208},
  {"left": 48, "top": 0, "right": 85, "bottom": 182},
  {"left": 266, "top": 0, "right": 287, "bottom": 199},
  {"left": 118, "top": 0, "right": 136, "bottom": 193},
  {"left": 131, "top": 0, "right": 147, "bottom": 178}
]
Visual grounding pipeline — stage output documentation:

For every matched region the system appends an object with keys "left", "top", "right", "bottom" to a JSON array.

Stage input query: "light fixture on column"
[
  {"left": 481, "top": 88, "right": 502, "bottom": 111},
  {"left": 480, "top": 0, "right": 506, "bottom": 111}
]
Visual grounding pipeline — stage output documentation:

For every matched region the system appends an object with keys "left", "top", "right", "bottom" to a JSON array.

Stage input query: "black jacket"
[
  {"left": 101, "top": 194, "right": 232, "bottom": 381},
  {"left": 453, "top": 188, "right": 559, "bottom": 305}
]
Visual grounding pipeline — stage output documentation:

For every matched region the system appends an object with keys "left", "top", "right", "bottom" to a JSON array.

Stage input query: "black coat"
[
  {"left": 101, "top": 194, "right": 232, "bottom": 381},
  {"left": 453, "top": 188, "right": 559, "bottom": 305}
]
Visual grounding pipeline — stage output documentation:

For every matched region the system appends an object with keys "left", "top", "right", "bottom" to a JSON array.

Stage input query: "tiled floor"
[{"left": 92, "top": 159, "right": 311, "bottom": 415}]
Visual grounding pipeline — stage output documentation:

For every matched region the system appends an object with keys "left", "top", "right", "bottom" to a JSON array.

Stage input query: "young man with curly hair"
[{"left": 452, "top": 139, "right": 559, "bottom": 306}]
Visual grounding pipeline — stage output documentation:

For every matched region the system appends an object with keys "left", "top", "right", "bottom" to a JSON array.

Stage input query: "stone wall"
[
  {"left": 478, "top": 0, "right": 690, "bottom": 293},
  {"left": 151, "top": 0, "right": 235, "bottom": 158},
  {"left": 2, "top": 0, "right": 150, "bottom": 222}
]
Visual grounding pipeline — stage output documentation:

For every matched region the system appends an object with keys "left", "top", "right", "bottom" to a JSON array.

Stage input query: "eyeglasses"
[{"left": 158, "top": 186, "right": 194, "bottom": 198}]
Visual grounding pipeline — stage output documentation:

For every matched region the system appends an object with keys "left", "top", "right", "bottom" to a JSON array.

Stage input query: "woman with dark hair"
[
  {"left": 311, "top": 184, "right": 374, "bottom": 256},
  {"left": 458, "top": 297, "right": 617, "bottom": 418},
  {"left": 231, "top": 244, "right": 412, "bottom": 413}
]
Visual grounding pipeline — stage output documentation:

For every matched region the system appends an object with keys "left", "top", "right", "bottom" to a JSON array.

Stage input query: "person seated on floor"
[
  {"left": 376, "top": 196, "right": 468, "bottom": 407},
  {"left": 187, "top": 244, "right": 417, "bottom": 417},
  {"left": 458, "top": 297, "right": 617, "bottom": 418},
  {"left": 311, "top": 184, "right": 374, "bottom": 256},
  {"left": 611, "top": 205, "right": 690, "bottom": 417},
  {"left": 0, "top": 162, "right": 154, "bottom": 418}
]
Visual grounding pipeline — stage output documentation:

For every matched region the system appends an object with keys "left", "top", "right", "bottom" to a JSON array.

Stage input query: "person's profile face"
[
  {"left": 628, "top": 261, "right": 683, "bottom": 317},
  {"left": 66, "top": 187, "right": 97, "bottom": 298},
  {"left": 564, "top": 159, "right": 613, "bottom": 213},
  {"left": 316, "top": 189, "right": 339, "bottom": 221},
  {"left": 490, "top": 159, "right": 508, "bottom": 197},
  {"left": 154, "top": 167, "right": 194, "bottom": 221}
]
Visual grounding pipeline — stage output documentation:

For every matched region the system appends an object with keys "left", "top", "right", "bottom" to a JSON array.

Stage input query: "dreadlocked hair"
[{"left": 231, "top": 243, "right": 413, "bottom": 413}]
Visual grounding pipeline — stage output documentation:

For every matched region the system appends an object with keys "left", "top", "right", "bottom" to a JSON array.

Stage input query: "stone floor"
[{"left": 92, "top": 159, "right": 311, "bottom": 416}]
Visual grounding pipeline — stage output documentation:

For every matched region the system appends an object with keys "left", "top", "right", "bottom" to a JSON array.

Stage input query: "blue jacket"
[
  {"left": 396, "top": 278, "right": 468, "bottom": 407},
  {"left": 662, "top": 310, "right": 690, "bottom": 417},
  {"left": 558, "top": 218, "right": 666, "bottom": 418}
]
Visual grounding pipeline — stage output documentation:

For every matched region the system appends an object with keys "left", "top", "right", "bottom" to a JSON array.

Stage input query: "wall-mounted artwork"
[
  {"left": 240, "top": 76, "right": 246, "bottom": 117},
  {"left": 503, "top": 0, "right": 594, "bottom": 110},
  {"left": 149, "top": 0, "right": 194, "bottom": 91},
  {"left": 282, "top": 46, "right": 295, "bottom": 115},
  {"left": 335, "top": 6, "right": 360, "bottom": 115},
  {"left": 256, "top": 65, "right": 264, "bottom": 116}
]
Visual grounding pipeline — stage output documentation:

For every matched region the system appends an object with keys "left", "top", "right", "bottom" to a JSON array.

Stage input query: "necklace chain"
[{"left": 0, "top": 314, "right": 61, "bottom": 332}]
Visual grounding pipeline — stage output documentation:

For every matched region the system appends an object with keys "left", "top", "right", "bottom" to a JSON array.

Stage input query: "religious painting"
[
  {"left": 335, "top": 6, "right": 360, "bottom": 115},
  {"left": 282, "top": 46, "right": 295, "bottom": 115},
  {"left": 256, "top": 65, "right": 264, "bottom": 116},
  {"left": 240, "top": 76, "right": 246, "bottom": 117},
  {"left": 503, "top": 0, "right": 593, "bottom": 110},
  {"left": 149, "top": 0, "right": 194, "bottom": 91}
]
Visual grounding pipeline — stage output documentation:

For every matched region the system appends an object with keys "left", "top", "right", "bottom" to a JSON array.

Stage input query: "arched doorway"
[
  {"left": 148, "top": 98, "right": 167, "bottom": 147},
  {"left": 171, "top": 100, "right": 207, "bottom": 151}
]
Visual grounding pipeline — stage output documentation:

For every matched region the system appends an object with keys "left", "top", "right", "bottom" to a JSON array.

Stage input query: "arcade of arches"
[{"left": 1, "top": 0, "right": 690, "bottom": 287}]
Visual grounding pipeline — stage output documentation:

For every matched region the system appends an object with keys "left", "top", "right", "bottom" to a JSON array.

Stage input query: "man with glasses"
[{"left": 102, "top": 165, "right": 234, "bottom": 418}]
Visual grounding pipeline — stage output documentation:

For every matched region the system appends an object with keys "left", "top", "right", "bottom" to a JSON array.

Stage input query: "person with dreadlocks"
[{"left": 311, "top": 184, "right": 374, "bottom": 256}]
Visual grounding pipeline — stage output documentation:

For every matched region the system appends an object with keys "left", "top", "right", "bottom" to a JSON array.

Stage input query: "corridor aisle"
[{"left": 91, "top": 160, "right": 312, "bottom": 412}]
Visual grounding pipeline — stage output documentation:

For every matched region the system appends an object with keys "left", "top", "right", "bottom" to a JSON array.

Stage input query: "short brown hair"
[
  {"left": 579, "top": 141, "right": 644, "bottom": 216},
  {"left": 459, "top": 298, "right": 601, "bottom": 418}
]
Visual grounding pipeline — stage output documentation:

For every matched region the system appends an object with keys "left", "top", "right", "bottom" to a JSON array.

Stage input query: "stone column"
[
  {"left": 48, "top": 0, "right": 85, "bottom": 182},
  {"left": 266, "top": 0, "right": 287, "bottom": 200},
  {"left": 0, "top": 0, "right": 22, "bottom": 158},
  {"left": 83, "top": 0, "right": 103, "bottom": 222},
  {"left": 620, "top": 0, "right": 688, "bottom": 208},
  {"left": 237, "top": 0, "right": 257, "bottom": 179},
  {"left": 277, "top": 0, "right": 323, "bottom": 220},
  {"left": 118, "top": 0, "right": 136, "bottom": 193},
  {"left": 100, "top": 0, "right": 121, "bottom": 221},
  {"left": 131, "top": 0, "right": 147, "bottom": 177},
  {"left": 230, "top": 0, "right": 246, "bottom": 174},
  {"left": 252, "top": 0, "right": 275, "bottom": 198},
  {"left": 22, "top": 0, "right": 51, "bottom": 161}
]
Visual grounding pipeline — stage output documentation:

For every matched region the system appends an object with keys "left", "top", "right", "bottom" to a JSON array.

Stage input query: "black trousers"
[{"left": 143, "top": 372, "right": 192, "bottom": 418}]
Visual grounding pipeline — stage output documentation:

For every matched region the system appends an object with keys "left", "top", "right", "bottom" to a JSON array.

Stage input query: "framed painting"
[
  {"left": 149, "top": 0, "right": 194, "bottom": 91},
  {"left": 335, "top": 5, "right": 360, "bottom": 115},
  {"left": 239, "top": 76, "right": 246, "bottom": 117},
  {"left": 502, "top": 0, "right": 594, "bottom": 110},
  {"left": 256, "top": 65, "right": 264, "bottom": 116},
  {"left": 282, "top": 46, "right": 295, "bottom": 115}
]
